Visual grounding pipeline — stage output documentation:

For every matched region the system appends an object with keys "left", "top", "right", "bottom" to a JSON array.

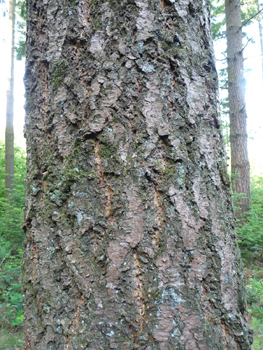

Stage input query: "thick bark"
[
  {"left": 5, "top": 0, "right": 15, "bottom": 200},
  {"left": 225, "top": 0, "right": 250, "bottom": 218},
  {"left": 23, "top": 0, "right": 251, "bottom": 349}
]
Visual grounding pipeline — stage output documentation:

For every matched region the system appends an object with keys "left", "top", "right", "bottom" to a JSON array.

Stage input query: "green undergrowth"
[
  {"left": 0, "top": 141, "right": 26, "bottom": 247},
  {"left": 0, "top": 239, "right": 24, "bottom": 328},
  {"left": 246, "top": 267, "right": 263, "bottom": 350},
  {"left": 0, "top": 329, "right": 23, "bottom": 350},
  {"left": 237, "top": 175, "right": 263, "bottom": 264},
  {"left": 250, "top": 317, "right": 263, "bottom": 350},
  {"left": 0, "top": 142, "right": 25, "bottom": 338},
  {"left": 234, "top": 173, "right": 263, "bottom": 349}
]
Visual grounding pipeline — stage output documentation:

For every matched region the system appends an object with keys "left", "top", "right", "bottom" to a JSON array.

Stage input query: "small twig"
[
  {"left": 241, "top": 36, "right": 254, "bottom": 53},
  {"left": 241, "top": 8, "right": 263, "bottom": 28},
  {"left": 0, "top": 247, "right": 14, "bottom": 268},
  {"left": 216, "top": 57, "right": 227, "bottom": 61}
]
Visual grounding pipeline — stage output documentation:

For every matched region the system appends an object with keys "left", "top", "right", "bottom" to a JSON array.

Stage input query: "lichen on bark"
[{"left": 23, "top": 0, "right": 252, "bottom": 349}]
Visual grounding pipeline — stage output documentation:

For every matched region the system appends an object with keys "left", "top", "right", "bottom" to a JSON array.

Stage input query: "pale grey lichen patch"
[
  {"left": 49, "top": 190, "right": 62, "bottom": 206},
  {"left": 192, "top": 176, "right": 209, "bottom": 219},
  {"left": 142, "top": 75, "right": 164, "bottom": 135},
  {"left": 106, "top": 331, "right": 114, "bottom": 337},
  {"left": 89, "top": 32, "right": 105, "bottom": 54},
  {"left": 76, "top": 211, "right": 83, "bottom": 226},
  {"left": 136, "top": 60, "right": 155, "bottom": 73},
  {"left": 158, "top": 288, "right": 186, "bottom": 312},
  {"left": 135, "top": 0, "right": 155, "bottom": 41},
  {"left": 31, "top": 185, "right": 41, "bottom": 196}
]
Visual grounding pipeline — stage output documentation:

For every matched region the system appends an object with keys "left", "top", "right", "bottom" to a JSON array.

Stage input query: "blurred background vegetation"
[{"left": 0, "top": 141, "right": 25, "bottom": 349}]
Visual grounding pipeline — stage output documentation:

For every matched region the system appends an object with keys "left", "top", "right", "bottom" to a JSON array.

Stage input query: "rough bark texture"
[
  {"left": 5, "top": 0, "right": 15, "bottom": 199},
  {"left": 225, "top": 0, "right": 250, "bottom": 218},
  {"left": 23, "top": 0, "right": 252, "bottom": 349}
]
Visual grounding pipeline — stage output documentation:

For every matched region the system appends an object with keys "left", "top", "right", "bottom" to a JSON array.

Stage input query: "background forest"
[{"left": 0, "top": 0, "right": 263, "bottom": 349}]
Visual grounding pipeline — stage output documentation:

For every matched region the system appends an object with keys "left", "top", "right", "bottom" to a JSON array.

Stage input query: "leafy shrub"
[
  {"left": 234, "top": 174, "right": 263, "bottom": 349},
  {"left": 0, "top": 141, "right": 25, "bottom": 329},
  {"left": 237, "top": 175, "right": 263, "bottom": 264},
  {"left": 250, "top": 316, "right": 263, "bottom": 350},
  {"left": 0, "top": 238, "right": 23, "bottom": 328},
  {"left": 0, "top": 329, "right": 24, "bottom": 350},
  {"left": 0, "top": 141, "right": 26, "bottom": 246},
  {"left": 247, "top": 273, "right": 263, "bottom": 322},
  {"left": 246, "top": 269, "right": 263, "bottom": 350}
]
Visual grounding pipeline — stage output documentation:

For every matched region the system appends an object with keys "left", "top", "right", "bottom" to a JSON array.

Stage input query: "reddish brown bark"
[
  {"left": 256, "top": 0, "right": 263, "bottom": 88},
  {"left": 225, "top": 0, "right": 250, "bottom": 219},
  {"left": 23, "top": 0, "right": 252, "bottom": 349},
  {"left": 5, "top": 0, "right": 16, "bottom": 200}
]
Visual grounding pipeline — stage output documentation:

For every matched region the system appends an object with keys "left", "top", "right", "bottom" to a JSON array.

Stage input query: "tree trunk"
[
  {"left": 256, "top": 0, "right": 263, "bottom": 88},
  {"left": 225, "top": 0, "right": 250, "bottom": 219},
  {"left": 23, "top": 0, "right": 252, "bottom": 349},
  {"left": 5, "top": 0, "right": 15, "bottom": 201}
]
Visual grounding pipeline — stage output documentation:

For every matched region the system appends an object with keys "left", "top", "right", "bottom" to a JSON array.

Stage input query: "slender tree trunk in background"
[
  {"left": 5, "top": 0, "right": 15, "bottom": 201},
  {"left": 225, "top": 0, "right": 250, "bottom": 220},
  {"left": 256, "top": 0, "right": 263, "bottom": 87},
  {"left": 23, "top": 0, "right": 252, "bottom": 349}
]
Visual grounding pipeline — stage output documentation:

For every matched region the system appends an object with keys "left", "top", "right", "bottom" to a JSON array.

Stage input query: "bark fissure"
[{"left": 23, "top": 0, "right": 251, "bottom": 349}]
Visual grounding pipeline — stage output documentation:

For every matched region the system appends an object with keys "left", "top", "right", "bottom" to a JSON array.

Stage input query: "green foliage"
[
  {"left": 210, "top": 0, "right": 226, "bottom": 41},
  {"left": 0, "top": 141, "right": 26, "bottom": 246},
  {"left": 0, "top": 142, "right": 25, "bottom": 331},
  {"left": 233, "top": 173, "right": 263, "bottom": 349},
  {"left": 210, "top": 0, "right": 260, "bottom": 148},
  {"left": 250, "top": 316, "right": 263, "bottom": 350},
  {"left": 0, "top": 329, "right": 23, "bottom": 350},
  {"left": 0, "top": 238, "right": 23, "bottom": 328},
  {"left": 241, "top": 0, "right": 261, "bottom": 27},
  {"left": 246, "top": 268, "right": 263, "bottom": 350},
  {"left": 230, "top": 171, "right": 263, "bottom": 348},
  {"left": 210, "top": 1, "right": 230, "bottom": 145},
  {"left": 15, "top": 0, "right": 26, "bottom": 60},
  {"left": 247, "top": 277, "right": 263, "bottom": 321},
  {"left": 210, "top": 0, "right": 261, "bottom": 41},
  {"left": 237, "top": 175, "right": 263, "bottom": 264}
]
